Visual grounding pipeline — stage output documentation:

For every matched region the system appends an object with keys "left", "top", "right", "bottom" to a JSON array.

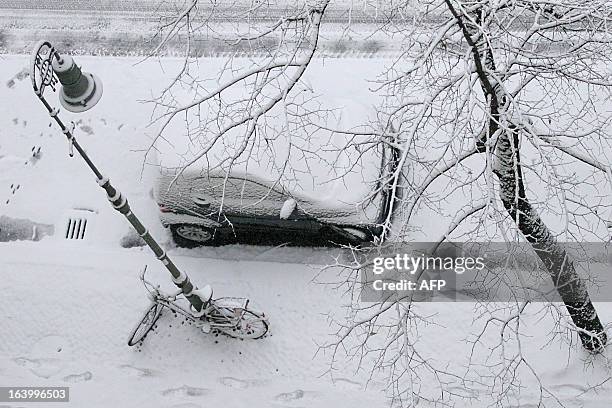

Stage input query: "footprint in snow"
[
  {"left": 79, "top": 125, "right": 94, "bottom": 135},
  {"left": 119, "top": 364, "right": 157, "bottom": 378},
  {"left": 62, "top": 371, "right": 93, "bottom": 383},
  {"left": 13, "top": 356, "right": 62, "bottom": 379},
  {"left": 161, "top": 385, "right": 209, "bottom": 397},
  {"left": 218, "top": 377, "right": 250, "bottom": 389},
  {"left": 25, "top": 146, "right": 42, "bottom": 166},
  {"left": 13, "top": 357, "right": 36, "bottom": 368},
  {"left": 274, "top": 390, "right": 305, "bottom": 402},
  {"left": 14, "top": 335, "right": 68, "bottom": 378}
]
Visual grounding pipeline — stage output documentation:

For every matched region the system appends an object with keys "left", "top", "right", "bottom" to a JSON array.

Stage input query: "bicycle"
[{"left": 127, "top": 266, "right": 269, "bottom": 346}]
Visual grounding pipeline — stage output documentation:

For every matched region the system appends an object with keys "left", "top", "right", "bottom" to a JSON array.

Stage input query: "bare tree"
[
  {"left": 442, "top": 0, "right": 608, "bottom": 351},
  {"left": 144, "top": 0, "right": 612, "bottom": 404}
]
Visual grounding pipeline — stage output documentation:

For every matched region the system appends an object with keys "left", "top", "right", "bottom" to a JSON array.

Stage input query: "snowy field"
[{"left": 1, "top": 49, "right": 612, "bottom": 408}]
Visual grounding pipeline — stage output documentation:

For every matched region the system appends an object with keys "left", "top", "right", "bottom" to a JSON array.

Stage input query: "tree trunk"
[
  {"left": 495, "top": 129, "right": 607, "bottom": 352},
  {"left": 444, "top": 0, "right": 607, "bottom": 352}
]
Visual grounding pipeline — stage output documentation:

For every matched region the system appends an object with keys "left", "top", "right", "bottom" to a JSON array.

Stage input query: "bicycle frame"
[{"left": 139, "top": 267, "right": 250, "bottom": 331}]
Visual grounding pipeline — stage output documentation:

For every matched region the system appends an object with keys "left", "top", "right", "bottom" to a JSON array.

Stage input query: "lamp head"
[{"left": 52, "top": 56, "right": 103, "bottom": 113}]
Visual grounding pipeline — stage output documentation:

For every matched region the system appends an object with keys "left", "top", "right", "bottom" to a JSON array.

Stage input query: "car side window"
[{"left": 202, "top": 176, "right": 286, "bottom": 201}]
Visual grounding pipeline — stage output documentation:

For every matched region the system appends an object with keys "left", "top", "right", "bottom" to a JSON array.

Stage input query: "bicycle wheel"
[
  {"left": 127, "top": 302, "right": 163, "bottom": 346},
  {"left": 218, "top": 309, "right": 269, "bottom": 339}
]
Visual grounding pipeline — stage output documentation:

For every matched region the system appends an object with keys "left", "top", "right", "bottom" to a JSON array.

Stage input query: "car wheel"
[{"left": 170, "top": 224, "right": 215, "bottom": 248}]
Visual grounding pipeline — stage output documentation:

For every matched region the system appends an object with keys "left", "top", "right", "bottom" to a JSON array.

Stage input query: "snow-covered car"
[
  {"left": 154, "top": 151, "right": 397, "bottom": 247},
  {"left": 151, "top": 58, "right": 396, "bottom": 247}
]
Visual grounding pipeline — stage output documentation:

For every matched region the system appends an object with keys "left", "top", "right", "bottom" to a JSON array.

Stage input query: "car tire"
[{"left": 170, "top": 224, "right": 216, "bottom": 248}]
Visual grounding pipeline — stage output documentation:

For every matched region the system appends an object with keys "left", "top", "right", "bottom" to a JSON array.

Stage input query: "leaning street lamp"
[
  {"left": 31, "top": 42, "right": 268, "bottom": 344},
  {"left": 30, "top": 41, "right": 206, "bottom": 312}
]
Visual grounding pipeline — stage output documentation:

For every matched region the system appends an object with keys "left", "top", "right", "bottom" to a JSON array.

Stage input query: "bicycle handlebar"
[{"left": 139, "top": 265, "right": 183, "bottom": 301}]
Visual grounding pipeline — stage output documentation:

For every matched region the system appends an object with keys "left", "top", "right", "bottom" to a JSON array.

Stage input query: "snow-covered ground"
[
  {"left": 2, "top": 244, "right": 612, "bottom": 408},
  {"left": 0, "top": 241, "right": 391, "bottom": 408},
  {"left": 2, "top": 53, "right": 612, "bottom": 408}
]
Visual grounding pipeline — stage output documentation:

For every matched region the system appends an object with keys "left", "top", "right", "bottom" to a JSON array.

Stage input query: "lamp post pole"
[{"left": 31, "top": 41, "right": 204, "bottom": 312}]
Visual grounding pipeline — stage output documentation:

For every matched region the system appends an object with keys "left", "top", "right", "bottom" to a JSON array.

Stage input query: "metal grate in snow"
[{"left": 65, "top": 217, "right": 88, "bottom": 240}]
